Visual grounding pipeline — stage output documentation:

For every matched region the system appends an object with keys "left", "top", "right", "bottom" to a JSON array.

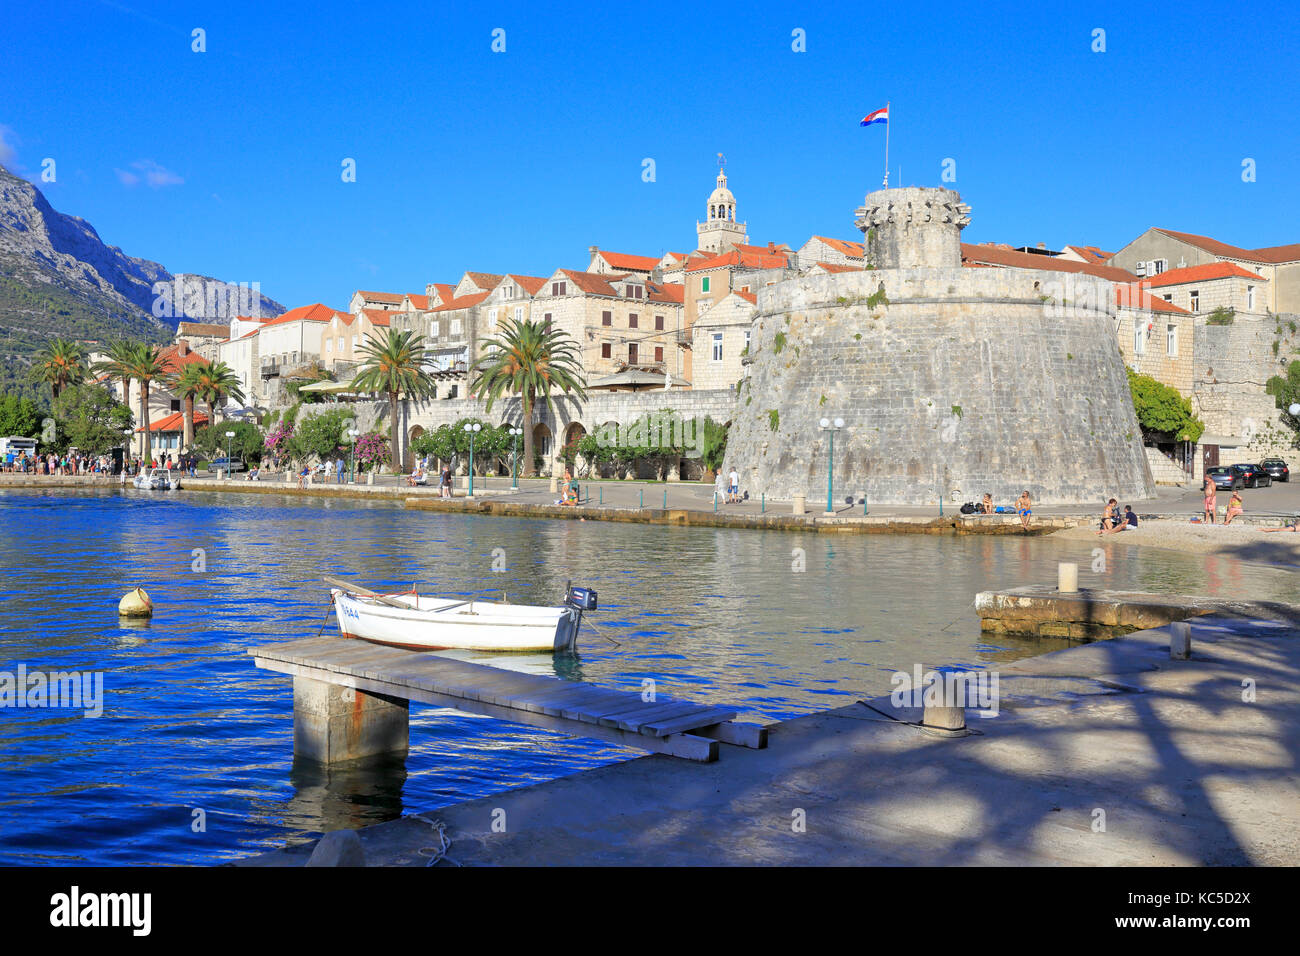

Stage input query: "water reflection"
[{"left": 2, "top": 487, "right": 1299, "bottom": 864}]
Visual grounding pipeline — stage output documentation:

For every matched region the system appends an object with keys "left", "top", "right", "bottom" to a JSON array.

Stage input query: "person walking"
[
  {"left": 728, "top": 467, "right": 740, "bottom": 505},
  {"left": 440, "top": 465, "right": 452, "bottom": 499},
  {"left": 336, "top": 456, "right": 346, "bottom": 485}
]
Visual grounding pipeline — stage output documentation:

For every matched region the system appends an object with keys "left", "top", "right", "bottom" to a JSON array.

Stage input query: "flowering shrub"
[
  {"left": 264, "top": 420, "right": 294, "bottom": 455},
  {"left": 354, "top": 431, "right": 391, "bottom": 471}
]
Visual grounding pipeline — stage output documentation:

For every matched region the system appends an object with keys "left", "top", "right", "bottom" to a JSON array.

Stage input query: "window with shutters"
[
  {"left": 628, "top": 313, "right": 638, "bottom": 329},
  {"left": 602, "top": 310, "right": 612, "bottom": 326},
  {"left": 628, "top": 343, "right": 638, "bottom": 363},
  {"left": 654, "top": 314, "right": 664, "bottom": 330},
  {"left": 654, "top": 346, "right": 663, "bottom": 363},
  {"left": 712, "top": 333, "right": 723, "bottom": 362},
  {"left": 601, "top": 342, "right": 611, "bottom": 359},
  {"left": 1189, "top": 290, "right": 1200, "bottom": 312},
  {"left": 551, "top": 281, "right": 567, "bottom": 296},
  {"left": 701, "top": 276, "right": 711, "bottom": 293}
]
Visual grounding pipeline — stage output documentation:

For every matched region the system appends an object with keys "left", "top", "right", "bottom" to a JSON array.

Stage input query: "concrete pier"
[
  {"left": 292, "top": 676, "right": 409, "bottom": 764},
  {"left": 241, "top": 611, "right": 1300, "bottom": 866}
]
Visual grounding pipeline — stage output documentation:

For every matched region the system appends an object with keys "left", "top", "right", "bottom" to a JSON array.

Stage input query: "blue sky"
[{"left": 2, "top": 1, "right": 1296, "bottom": 309}]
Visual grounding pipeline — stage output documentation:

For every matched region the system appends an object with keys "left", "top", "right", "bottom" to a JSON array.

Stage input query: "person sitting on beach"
[
  {"left": 1224, "top": 490, "right": 1244, "bottom": 525},
  {"left": 406, "top": 465, "right": 427, "bottom": 487},
  {"left": 1203, "top": 475, "right": 1217, "bottom": 524},
  {"left": 1097, "top": 498, "right": 1119, "bottom": 535},
  {"left": 297, "top": 465, "right": 310, "bottom": 489},
  {"left": 981, "top": 493, "right": 994, "bottom": 514},
  {"left": 246, "top": 466, "right": 260, "bottom": 481},
  {"left": 1015, "top": 491, "right": 1032, "bottom": 531}
]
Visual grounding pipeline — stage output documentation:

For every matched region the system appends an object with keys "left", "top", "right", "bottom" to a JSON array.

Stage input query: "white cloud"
[{"left": 117, "top": 159, "right": 184, "bottom": 189}]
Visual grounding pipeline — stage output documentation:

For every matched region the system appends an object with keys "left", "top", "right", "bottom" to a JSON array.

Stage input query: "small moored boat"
[
  {"left": 326, "top": 577, "right": 597, "bottom": 653},
  {"left": 132, "top": 468, "right": 180, "bottom": 490}
]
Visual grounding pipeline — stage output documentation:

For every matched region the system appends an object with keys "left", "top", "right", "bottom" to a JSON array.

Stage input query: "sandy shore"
[{"left": 1050, "top": 518, "right": 1300, "bottom": 562}]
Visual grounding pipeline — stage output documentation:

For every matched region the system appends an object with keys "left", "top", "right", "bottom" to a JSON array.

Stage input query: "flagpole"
[{"left": 883, "top": 101, "right": 890, "bottom": 187}]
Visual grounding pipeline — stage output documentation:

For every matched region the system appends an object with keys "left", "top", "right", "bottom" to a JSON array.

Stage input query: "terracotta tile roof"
[
  {"left": 808, "top": 236, "right": 865, "bottom": 258},
  {"left": 260, "top": 303, "right": 339, "bottom": 328},
  {"left": 1117, "top": 284, "right": 1192, "bottom": 314},
  {"left": 429, "top": 283, "right": 456, "bottom": 303},
  {"left": 431, "top": 291, "right": 490, "bottom": 312},
  {"left": 686, "top": 249, "right": 788, "bottom": 272},
  {"left": 1063, "top": 245, "right": 1114, "bottom": 264},
  {"left": 556, "top": 269, "right": 620, "bottom": 296},
  {"left": 960, "top": 243, "right": 1136, "bottom": 282},
  {"left": 595, "top": 251, "right": 660, "bottom": 271},
  {"left": 175, "top": 322, "right": 229, "bottom": 337},
  {"left": 813, "top": 262, "right": 863, "bottom": 274},
  {"left": 1155, "top": 229, "right": 1300, "bottom": 265},
  {"left": 137, "top": 411, "right": 210, "bottom": 433},
  {"left": 1249, "top": 242, "right": 1300, "bottom": 263},
  {"left": 505, "top": 274, "right": 548, "bottom": 296},
  {"left": 463, "top": 272, "right": 504, "bottom": 291},
  {"left": 404, "top": 294, "right": 431, "bottom": 310},
  {"left": 354, "top": 290, "right": 404, "bottom": 304},
  {"left": 649, "top": 282, "right": 684, "bottom": 304},
  {"left": 159, "top": 344, "right": 209, "bottom": 373},
  {"left": 1142, "top": 262, "right": 1266, "bottom": 287},
  {"left": 359, "top": 308, "right": 393, "bottom": 327},
  {"left": 735, "top": 290, "right": 757, "bottom": 305}
]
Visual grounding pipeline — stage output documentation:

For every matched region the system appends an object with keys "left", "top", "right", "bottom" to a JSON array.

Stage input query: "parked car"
[
  {"left": 207, "top": 456, "right": 245, "bottom": 473},
  {"left": 1231, "top": 463, "right": 1271, "bottom": 488},
  {"left": 1205, "top": 466, "right": 1243, "bottom": 491},
  {"left": 1261, "top": 458, "right": 1290, "bottom": 482}
]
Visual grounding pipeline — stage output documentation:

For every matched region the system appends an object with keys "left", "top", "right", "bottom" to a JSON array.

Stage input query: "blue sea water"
[{"left": 0, "top": 488, "right": 1293, "bottom": 865}]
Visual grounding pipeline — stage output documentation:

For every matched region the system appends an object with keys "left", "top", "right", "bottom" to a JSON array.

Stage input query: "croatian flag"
[{"left": 860, "top": 106, "right": 889, "bottom": 127}]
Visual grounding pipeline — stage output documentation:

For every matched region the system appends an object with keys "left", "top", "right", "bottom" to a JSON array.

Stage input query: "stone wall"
[
  {"left": 725, "top": 267, "right": 1155, "bottom": 505},
  {"left": 1193, "top": 312, "right": 1300, "bottom": 458}
]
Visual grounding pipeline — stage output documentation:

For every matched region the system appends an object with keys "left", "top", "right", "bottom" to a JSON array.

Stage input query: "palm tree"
[
  {"left": 91, "top": 339, "right": 140, "bottom": 455},
  {"left": 123, "top": 344, "right": 171, "bottom": 465},
  {"left": 469, "top": 318, "right": 586, "bottom": 477},
  {"left": 194, "top": 360, "right": 245, "bottom": 427},
  {"left": 351, "top": 329, "right": 437, "bottom": 471},
  {"left": 31, "top": 338, "right": 86, "bottom": 398},
  {"left": 169, "top": 362, "right": 208, "bottom": 452}
]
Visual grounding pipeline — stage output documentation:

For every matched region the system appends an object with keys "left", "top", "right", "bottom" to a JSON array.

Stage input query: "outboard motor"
[
  {"left": 565, "top": 586, "right": 598, "bottom": 611},
  {"left": 556, "top": 584, "right": 598, "bottom": 653}
]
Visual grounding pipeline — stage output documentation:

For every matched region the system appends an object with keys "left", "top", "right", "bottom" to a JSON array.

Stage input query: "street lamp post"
[
  {"left": 347, "top": 428, "right": 358, "bottom": 484},
  {"left": 819, "top": 417, "right": 844, "bottom": 516},
  {"left": 464, "top": 422, "right": 482, "bottom": 497},
  {"left": 509, "top": 427, "right": 523, "bottom": 489},
  {"left": 224, "top": 430, "right": 235, "bottom": 480}
]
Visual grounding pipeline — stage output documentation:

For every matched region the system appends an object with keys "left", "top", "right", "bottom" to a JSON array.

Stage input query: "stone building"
[
  {"left": 172, "top": 322, "right": 229, "bottom": 361},
  {"left": 691, "top": 290, "right": 756, "bottom": 392},
  {"left": 1141, "top": 262, "right": 1269, "bottom": 317},
  {"left": 1108, "top": 228, "right": 1300, "bottom": 313},
  {"left": 724, "top": 186, "right": 1155, "bottom": 506},
  {"left": 587, "top": 248, "right": 659, "bottom": 278},
  {"left": 348, "top": 290, "right": 404, "bottom": 314},
  {"left": 795, "top": 236, "right": 864, "bottom": 271},
  {"left": 696, "top": 166, "right": 748, "bottom": 254}
]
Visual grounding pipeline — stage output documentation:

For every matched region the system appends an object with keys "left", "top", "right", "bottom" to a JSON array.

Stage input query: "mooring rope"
[{"left": 411, "top": 813, "right": 460, "bottom": 867}]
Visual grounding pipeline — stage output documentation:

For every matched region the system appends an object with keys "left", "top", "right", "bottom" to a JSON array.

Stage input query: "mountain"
[{"left": 0, "top": 163, "right": 285, "bottom": 400}]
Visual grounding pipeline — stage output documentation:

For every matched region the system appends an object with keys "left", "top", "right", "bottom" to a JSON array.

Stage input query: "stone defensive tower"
[
  {"left": 854, "top": 186, "right": 970, "bottom": 269},
  {"left": 723, "top": 186, "right": 1156, "bottom": 506}
]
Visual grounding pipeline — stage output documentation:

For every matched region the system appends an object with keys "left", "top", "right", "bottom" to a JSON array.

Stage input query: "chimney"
[
  {"left": 589, "top": 245, "right": 599, "bottom": 266},
  {"left": 1037, "top": 242, "right": 1046, "bottom": 250},
  {"left": 768, "top": 241, "right": 776, "bottom": 251},
  {"left": 177, "top": 340, "right": 189, "bottom": 356}
]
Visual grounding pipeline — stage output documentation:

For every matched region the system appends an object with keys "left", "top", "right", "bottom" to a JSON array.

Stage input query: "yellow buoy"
[{"left": 118, "top": 587, "right": 153, "bottom": 618}]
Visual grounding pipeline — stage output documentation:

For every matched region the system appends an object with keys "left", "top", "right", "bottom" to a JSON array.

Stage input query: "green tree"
[
  {"left": 0, "top": 393, "right": 44, "bottom": 438},
  {"left": 351, "top": 329, "right": 437, "bottom": 471},
  {"left": 1266, "top": 360, "right": 1300, "bottom": 440},
  {"left": 291, "top": 408, "right": 355, "bottom": 462},
  {"left": 698, "top": 417, "right": 729, "bottom": 472},
  {"left": 193, "top": 360, "right": 246, "bottom": 426},
  {"left": 469, "top": 318, "right": 586, "bottom": 476},
  {"left": 195, "top": 420, "right": 265, "bottom": 463},
  {"left": 50, "top": 383, "right": 133, "bottom": 454},
  {"left": 169, "top": 362, "right": 208, "bottom": 452},
  {"left": 1127, "top": 368, "right": 1204, "bottom": 442},
  {"left": 91, "top": 339, "right": 139, "bottom": 416},
  {"left": 124, "top": 343, "right": 171, "bottom": 463},
  {"left": 29, "top": 338, "right": 86, "bottom": 399}
]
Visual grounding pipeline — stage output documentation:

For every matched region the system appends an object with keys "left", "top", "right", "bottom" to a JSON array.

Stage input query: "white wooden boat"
[
  {"left": 132, "top": 468, "right": 180, "bottom": 490},
  {"left": 328, "top": 580, "right": 597, "bottom": 653}
]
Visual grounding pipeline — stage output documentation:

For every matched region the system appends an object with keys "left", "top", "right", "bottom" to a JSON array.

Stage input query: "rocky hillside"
[{"left": 0, "top": 163, "right": 285, "bottom": 399}]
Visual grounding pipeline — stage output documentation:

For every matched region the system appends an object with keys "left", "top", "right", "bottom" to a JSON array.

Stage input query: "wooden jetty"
[{"left": 250, "top": 636, "right": 768, "bottom": 764}]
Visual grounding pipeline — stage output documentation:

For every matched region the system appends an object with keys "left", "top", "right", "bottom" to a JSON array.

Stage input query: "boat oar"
[{"left": 321, "top": 575, "right": 414, "bottom": 611}]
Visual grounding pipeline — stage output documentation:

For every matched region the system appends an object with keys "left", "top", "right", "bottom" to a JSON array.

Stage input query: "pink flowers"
[{"left": 354, "top": 431, "right": 390, "bottom": 469}]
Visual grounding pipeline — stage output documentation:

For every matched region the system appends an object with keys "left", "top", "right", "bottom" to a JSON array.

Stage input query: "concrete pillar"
[
  {"left": 367, "top": 471, "right": 376, "bottom": 485},
  {"left": 1170, "top": 621, "right": 1192, "bottom": 660},
  {"left": 1058, "top": 562, "right": 1078, "bottom": 593},
  {"left": 793, "top": 494, "right": 806, "bottom": 515},
  {"left": 921, "top": 669, "right": 967, "bottom": 733},
  {"left": 292, "top": 675, "right": 409, "bottom": 764}
]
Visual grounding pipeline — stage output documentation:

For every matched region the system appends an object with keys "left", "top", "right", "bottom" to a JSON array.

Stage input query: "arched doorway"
[
  {"left": 563, "top": 422, "right": 588, "bottom": 476},
  {"left": 532, "top": 423, "right": 553, "bottom": 476},
  {"left": 407, "top": 425, "right": 425, "bottom": 471}
]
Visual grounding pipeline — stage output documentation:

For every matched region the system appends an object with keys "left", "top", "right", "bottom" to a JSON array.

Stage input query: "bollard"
[
  {"left": 761, "top": 493, "right": 765, "bottom": 514},
  {"left": 639, "top": 489, "right": 643, "bottom": 509},
  {"left": 663, "top": 488, "right": 667, "bottom": 509},
  {"left": 550, "top": 476, "right": 558, "bottom": 493},
  {"left": 1058, "top": 562, "right": 1078, "bottom": 593},
  {"left": 1170, "top": 621, "right": 1192, "bottom": 660},
  {"left": 921, "top": 668, "right": 967, "bottom": 734},
  {"left": 713, "top": 492, "right": 717, "bottom": 513},
  {"left": 599, "top": 487, "right": 603, "bottom": 506},
  {"left": 793, "top": 494, "right": 806, "bottom": 515}
]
